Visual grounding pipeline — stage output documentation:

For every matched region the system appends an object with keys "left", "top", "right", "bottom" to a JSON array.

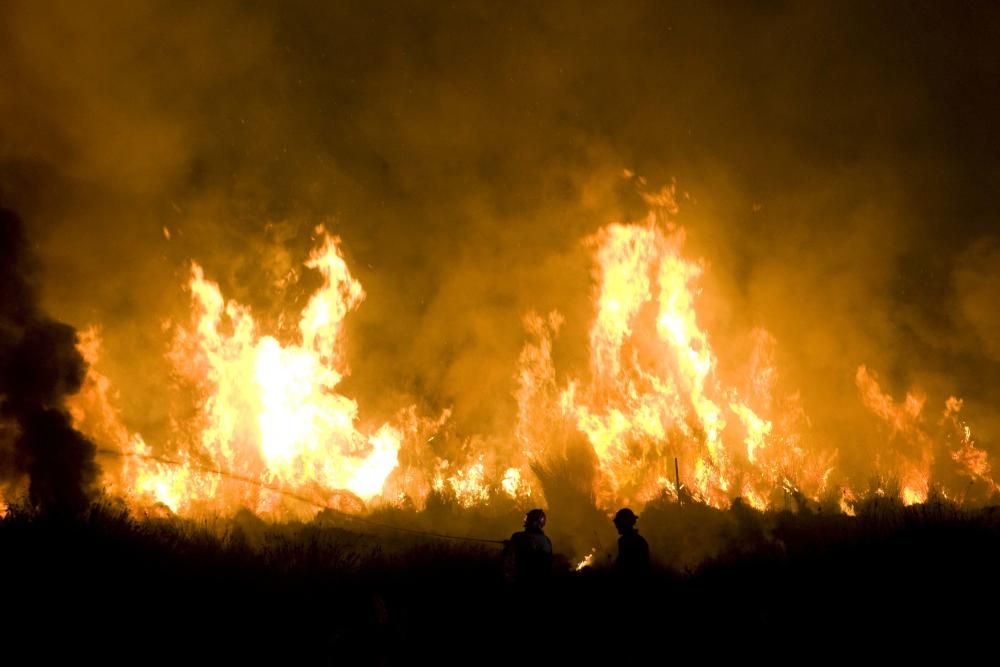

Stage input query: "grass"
[{"left": 2, "top": 492, "right": 998, "bottom": 663}]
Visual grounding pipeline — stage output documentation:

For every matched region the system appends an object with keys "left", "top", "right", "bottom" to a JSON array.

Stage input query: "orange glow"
[
  {"left": 73, "top": 229, "right": 402, "bottom": 517},
  {"left": 855, "top": 366, "right": 996, "bottom": 505},
  {"left": 516, "top": 187, "right": 830, "bottom": 510},
  {"left": 67, "top": 189, "right": 997, "bottom": 518}
]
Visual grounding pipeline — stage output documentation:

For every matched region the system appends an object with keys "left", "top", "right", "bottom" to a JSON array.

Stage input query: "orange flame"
[
  {"left": 855, "top": 367, "right": 996, "bottom": 505},
  {"left": 74, "top": 228, "right": 402, "bottom": 516},
  {"left": 517, "top": 190, "right": 829, "bottom": 510},
  {"left": 65, "top": 184, "right": 996, "bottom": 518}
]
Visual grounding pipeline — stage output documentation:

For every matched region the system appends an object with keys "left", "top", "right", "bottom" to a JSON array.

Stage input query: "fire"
[
  {"left": 433, "top": 460, "right": 490, "bottom": 508},
  {"left": 575, "top": 548, "right": 597, "bottom": 571},
  {"left": 429, "top": 462, "right": 530, "bottom": 508},
  {"left": 74, "top": 228, "right": 402, "bottom": 517},
  {"left": 516, "top": 187, "right": 829, "bottom": 510},
  {"left": 855, "top": 367, "right": 996, "bottom": 505},
  {"left": 501, "top": 467, "right": 531, "bottom": 499},
  {"left": 513, "top": 184, "right": 997, "bottom": 512},
  {"left": 64, "top": 180, "right": 997, "bottom": 519}
]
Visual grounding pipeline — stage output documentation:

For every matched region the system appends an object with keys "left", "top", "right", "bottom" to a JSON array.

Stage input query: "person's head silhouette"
[
  {"left": 612, "top": 508, "right": 638, "bottom": 535},
  {"left": 524, "top": 508, "right": 547, "bottom": 531}
]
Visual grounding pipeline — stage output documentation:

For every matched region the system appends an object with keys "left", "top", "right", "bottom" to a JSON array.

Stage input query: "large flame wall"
[{"left": 62, "top": 187, "right": 997, "bottom": 518}]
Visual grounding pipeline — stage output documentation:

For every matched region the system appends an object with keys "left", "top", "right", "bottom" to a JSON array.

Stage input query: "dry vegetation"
[{"left": 3, "top": 483, "right": 998, "bottom": 663}]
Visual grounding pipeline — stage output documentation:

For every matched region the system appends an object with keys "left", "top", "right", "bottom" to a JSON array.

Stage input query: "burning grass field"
[
  {"left": 4, "top": 3, "right": 1000, "bottom": 663},
  {"left": 3, "top": 488, "right": 998, "bottom": 663},
  {"left": 2, "top": 172, "right": 998, "bottom": 663}
]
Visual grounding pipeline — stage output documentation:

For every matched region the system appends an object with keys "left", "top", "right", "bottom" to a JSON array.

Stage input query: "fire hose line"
[{"left": 94, "top": 447, "right": 506, "bottom": 545}]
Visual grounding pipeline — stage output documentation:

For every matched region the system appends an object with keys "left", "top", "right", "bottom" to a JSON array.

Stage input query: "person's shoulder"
[{"left": 622, "top": 531, "right": 648, "bottom": 547}]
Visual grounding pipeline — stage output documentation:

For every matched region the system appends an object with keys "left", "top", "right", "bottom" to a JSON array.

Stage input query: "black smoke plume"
[{"left": 0, "top": 208, "right": 98, "bottom": 514}]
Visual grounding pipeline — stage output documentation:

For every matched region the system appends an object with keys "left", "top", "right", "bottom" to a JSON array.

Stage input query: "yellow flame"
[
  {"left": 856, "top": 366, "right": 996, "bottom": 505},
  {"left": 501, "top": 467, "right": 531, "bottom": 499},
  {"left": 66, "top": 183, "right": 996, "bottom": 518},
  {"left": 517, "top": 190, "right": 826, "bottom": 510},
  {"left": 75, "top": 229, "right": 401, "bottom": 517}
]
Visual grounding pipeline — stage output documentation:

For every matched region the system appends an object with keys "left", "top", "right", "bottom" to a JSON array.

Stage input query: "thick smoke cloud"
[
  {"left": 0, "top": 209, "right": 98, "bottom": 513},
  {"left": 0, "top": 2, "right": 997, "bottom": 477}
]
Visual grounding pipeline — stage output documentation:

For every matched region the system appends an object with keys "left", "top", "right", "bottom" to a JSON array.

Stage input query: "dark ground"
[{"left": 2, "top": 498, "right": 998, "bottom": 664}]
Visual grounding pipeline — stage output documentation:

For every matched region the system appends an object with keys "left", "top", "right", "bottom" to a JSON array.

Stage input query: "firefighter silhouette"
[
  {"left": 612, "top": 508, "right": 650, "bottom": 577},
  {"left": 503, "top": 508, "right": 553, "bottom": 584}
]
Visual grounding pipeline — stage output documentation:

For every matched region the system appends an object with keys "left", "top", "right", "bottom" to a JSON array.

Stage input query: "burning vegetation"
[
  {"left": 36, "top": 183, "right": 993, "bottom": 526},
  {"left": 2, "top": 1, "right": 1000, "bottom": 660}
]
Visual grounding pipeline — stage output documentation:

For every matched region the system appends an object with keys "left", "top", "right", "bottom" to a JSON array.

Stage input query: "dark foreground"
[{"left": 2, "top": 499, "right": 998, "bottom": 664}]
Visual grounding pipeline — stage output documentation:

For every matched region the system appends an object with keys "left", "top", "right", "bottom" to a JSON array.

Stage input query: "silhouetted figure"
[
  {"left": 503, "top": 508, "right": 553, "bottom": 585},
  {"left": 613, "top": 508, "right": 650, "bottom": 577}
]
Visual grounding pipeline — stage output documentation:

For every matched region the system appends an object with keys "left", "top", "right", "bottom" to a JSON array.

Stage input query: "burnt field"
[{"left": 3, "top": 495, "right": 998, "bottom": 663}]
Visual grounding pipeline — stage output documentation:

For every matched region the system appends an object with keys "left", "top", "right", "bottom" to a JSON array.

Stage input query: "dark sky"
[{"left": 1, "top": 1, "right": 998, "bottom": 458}]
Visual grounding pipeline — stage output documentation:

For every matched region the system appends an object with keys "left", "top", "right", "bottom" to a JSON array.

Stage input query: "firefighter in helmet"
[
  {"left": 612, "top": 508, "right": 650, "bottom": 577},
  {"left": 503, "top": 508, "right": 553, "bottom": 584}
]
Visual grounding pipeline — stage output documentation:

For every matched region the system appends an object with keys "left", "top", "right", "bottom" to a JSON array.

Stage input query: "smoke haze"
[{"left": 1, "top": 1, "right": 998, "bottom": 495}]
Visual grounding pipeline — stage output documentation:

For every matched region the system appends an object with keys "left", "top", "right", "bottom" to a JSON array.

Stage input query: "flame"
[
  {"left": 74, "top": 228, "right": 401, "bottom": 517},
  {"left": 427, "top": 461, "right": 531, "bottom": 508},
  {"left": 943, "top": 397, "right": 993, "bottom": 484},
  {"left": 575, "top": 548, "right": 597, "bottom": 571},
  {"left": 516, "top": 189, "right": 830, "bottom": 510},
  {"left": 501, "top": 467, "right": 531, "bottom": 499},
  {"left": 855, "top": 367, "right": 996, "bottom": 505},
  {"left": 434, "top": 460, "right": 490, "bottom": 508},
  {"left": 64, "top": 182, "right": 996, "bottom": 519},
  {"left": 839, "top": 489, "right": 857, "bottom": 516}
]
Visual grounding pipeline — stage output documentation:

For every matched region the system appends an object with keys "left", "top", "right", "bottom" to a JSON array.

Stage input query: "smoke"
[
  {"left": 0, "top": 208, "right": 99, "bottom": 513},
  {"left": 955, "top": 240, "right": 1000, "bottom": 363},
  {"left": 0, "top": 2, "right": 998, "bottom": 501}
]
